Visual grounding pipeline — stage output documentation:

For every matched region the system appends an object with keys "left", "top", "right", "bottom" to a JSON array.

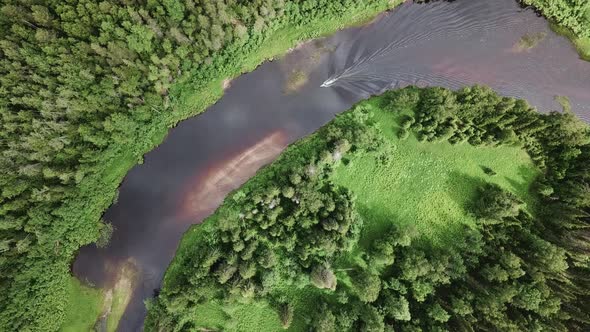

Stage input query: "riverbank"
[
  {"left": 59, "top": 1, "right": 404, "bottom": 330},
  {"left": 521, "top": 0, "right": 590, "bottom": 61},
  {"left": 149, "top": 84, "right": 590, "bottom": 330},
  {"left": 148, "top": 86, "right": 589, "bottom": 330},
  {"left": 549, "top": 22, "right": 590, "bottom": 61},
  {"left": 61, "top": 261, "right": 136, "bottom": 332}
]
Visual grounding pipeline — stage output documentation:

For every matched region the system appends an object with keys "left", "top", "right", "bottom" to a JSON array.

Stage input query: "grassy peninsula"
[{"left": 147, "top": 87, "right": 590, "bottom": 331}]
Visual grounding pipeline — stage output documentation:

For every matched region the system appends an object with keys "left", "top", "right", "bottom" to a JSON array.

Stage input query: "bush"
[
  {"left": 310, "top": 265, "right": 337, "bottom": 291},
  {"left": 398, "top": 128, "right": 410, "bottom": 140},
  {"left": 278, "top": 303, "right": 294, "bottom": 329}
]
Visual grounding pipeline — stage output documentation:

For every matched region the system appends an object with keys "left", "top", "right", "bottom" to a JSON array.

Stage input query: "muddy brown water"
[{"left": 72, "top": 0, "right": 590, "bottom": 330}]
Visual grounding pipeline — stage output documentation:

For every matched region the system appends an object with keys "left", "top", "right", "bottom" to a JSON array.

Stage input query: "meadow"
[
  {"left": 149, "top": 88, "right": 556, "bottom": 331},
  {"left": 331, "top": 105, "right": 539, "bottom": 247}
]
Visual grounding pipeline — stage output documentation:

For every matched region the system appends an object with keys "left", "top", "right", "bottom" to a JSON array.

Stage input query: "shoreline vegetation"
[
  {"left": 549, "top": 22, "right": 590, "bottom": 61},
  {"left": 521, "top": 0, "right": 590, "bottom": 61},
  {"left": 147, "top": 86, "right": 590, "bottom": 331},
  {"left": 0, "top": 1, "right": 404, "bottom": 330},
  {"left": 0, "top": 0, "right": 588, "bottom": 331},
  {"left": 62, "top": 2, "right": 409, "bottom": 331},
  {"left": 514, "top": 32, "right": 547, "bottom": 52},
  {"left": 61, "top": 260, "right": 137, "bottom": 332}
]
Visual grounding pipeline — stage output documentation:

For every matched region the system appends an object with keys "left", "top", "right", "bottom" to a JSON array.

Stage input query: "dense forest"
[
  {"left": 146, "top": 86, "right": 590, "bottom": 331},
  {"left": 0, "top": 0, "right": 400, "bottom": 330},
  {"left": 522, "top": 0, "right": 590, "bottom": 39},
  {"left": 1, "top": 0, "right": 589, "bottom": 330}
]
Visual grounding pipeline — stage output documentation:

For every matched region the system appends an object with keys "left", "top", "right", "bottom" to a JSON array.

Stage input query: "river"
[{"left": 72, "top": 0, "right": 590, "bottom": 330}]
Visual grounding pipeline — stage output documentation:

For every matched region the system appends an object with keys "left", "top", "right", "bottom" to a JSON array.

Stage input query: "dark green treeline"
[
  {"left": 0, "top": 0, "right": 395, "bottom": 330},
  {"left": 147, "top": 87, "right": 590, "bottom": 331}
]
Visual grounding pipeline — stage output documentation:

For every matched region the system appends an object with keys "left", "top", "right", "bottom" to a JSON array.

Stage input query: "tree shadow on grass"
[
  {"left": 504, "top": 164, "right": 538, "bottom": 198},
  {"left": 504, "top": 164, "right": 540, "bottom": 212},
  {"left": 356, "top": 203, "right": 403, "bottom": 250},
  {"left": 446, "top": 171, "right": 488, "bottom": 213},
  {"left": 355, "top": 191, "right": 472, "bottom": 251}
]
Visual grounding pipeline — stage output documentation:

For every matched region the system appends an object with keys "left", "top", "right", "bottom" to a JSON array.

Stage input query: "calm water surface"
[{"left": 73, "top": 0, "right": 590, "bottom": 330}]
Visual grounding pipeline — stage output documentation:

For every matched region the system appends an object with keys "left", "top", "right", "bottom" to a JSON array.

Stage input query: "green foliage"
[
  {"left": 351, "top": 270, "right": 382, "bottom": 303},
  {"left": 95, "top": 221, "right": 114, "bottom": 249},
  {"left": 149, "top": 87, "right": 590, "bottom": 331},
  {"left": 473, "top": 184, "right": 524, "bottom": 219},
  {"left": 0, "top": 0, "right": 401, "bottom": 330},
  {"left": 310, "top": 265, "right": 338, "bottom": 291},
  {"left": 428, "top": 303, "right": 450, "bottom": 323},
  {"left": 310, "top": 303, "right": 336, "bottom": 332},
  {"left": 522, "top": 0, "right": 590, "bottom": 39},
  {"left": 278, "top": 302, "right": 294, "bottom": 329},
  {"left": 397, "top": 128, "right": 410, "bottom": 140},
  {"left": 522, "top": 0, "right": 590, "bottom": 60}
]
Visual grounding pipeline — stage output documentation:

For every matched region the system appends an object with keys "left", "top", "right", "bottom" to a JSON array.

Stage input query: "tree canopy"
[
  {"left": 146, "top": 87, "right": 590, "bottom": 331},
  {"left": 0, "top": 0, "right": 399, "bottom": 330},
  {"left": 522, "top": 0, "right": 590, "bottom": 39}
]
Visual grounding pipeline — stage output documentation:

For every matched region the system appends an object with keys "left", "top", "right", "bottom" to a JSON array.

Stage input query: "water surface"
[{"left": 73, "top": 0, "right": 590, "bottom": 330}]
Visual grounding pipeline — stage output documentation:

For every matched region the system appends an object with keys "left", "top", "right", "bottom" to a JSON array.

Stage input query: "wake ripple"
[{"left": 324, "top": 0, "right": 590, "bottom": 119}]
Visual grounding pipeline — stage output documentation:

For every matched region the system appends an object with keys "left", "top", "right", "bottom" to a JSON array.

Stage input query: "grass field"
[
  {"left": 61, "top": 260, "right": 138, "bottom": 332},
  {"left": 331, "top": 104, "right": 539, "bottom": 247},
  {"left": 189, "top": 282, "right": 326, "bottom": 331},
  {"left": 174, "top": 96, "right": 539, "bottom": 331},
  {"left": 60, "top": 278, "right": 104, "bottom": 332}
]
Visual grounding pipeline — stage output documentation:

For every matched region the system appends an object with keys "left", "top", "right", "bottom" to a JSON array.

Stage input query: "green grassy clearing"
[
  {"left": 331, "top": 104, "right": 539, "bottom": 247},
  {"left": 172, "top": 96, "right": 539, "bottom": 331},
  {"left": 60, "top": 278, "right": 104, "bottom": 332},
  {"left": 197, "top": 301, "right": 283, "bottom": 331},
  {"left": 189, "top": 285, "right": 325, "bottom": 331}
]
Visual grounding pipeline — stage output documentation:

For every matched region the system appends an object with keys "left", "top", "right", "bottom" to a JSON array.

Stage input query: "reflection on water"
[
  {"left": 179, "top": 131, "right": 288, "bottom": 220},
  {"left": 72, "top": 0, "right": 590, "bottom": 330}
]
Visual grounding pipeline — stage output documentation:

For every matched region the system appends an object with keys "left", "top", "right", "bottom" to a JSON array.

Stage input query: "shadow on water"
[{"left": 72, "top": 0, "right": 590, "bottom": 330}]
